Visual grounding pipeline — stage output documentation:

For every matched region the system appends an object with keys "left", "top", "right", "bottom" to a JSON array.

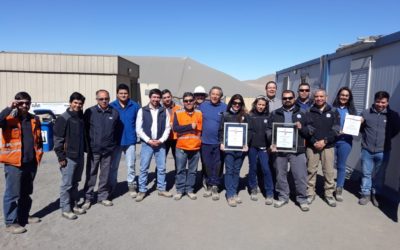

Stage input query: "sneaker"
[
  {"left": 234, "top": 195, "right": 242, "bottom": 204},
  {"left": 174, "top": 193, "right": 183, "bottom": 200},
  {"left": 203, "top": 186, "right": 212, "bottom": 198},
  {"left": 227, "top": 197, "right": 237, "bottom": 207},
  {"left": 158, "top": 190, "right": 173, "bottom": 198},
  {"left": 211, "top": 186, "right": 220, "bottom": 201},
  {"left": 371, "top": 194, "right": 379, "bottom": 207},
  {"left": 28, "top": 216, "right": 41, "bottom": 224},
  {"left": 274, "top": 199, "right": 288, "bottom": 208},
  {"left": 307, "top": 195, "right": 316, "bottom": 205},
  {"left": 326, "top": 196, "right": 337, "bottom": 207},
  {"left": 5, "top": 224, "right": 27, "bottom": 234},
  {"left": 359, "top": 195, "right": 370, "bottom": 205},
  {"left": 73, "top": 206, "right": 86, "bottom": 215},
  {"left": 82, "top": 201, "right": 91, "bottom": 211},
  {"left": 300, "top": 203, "right": 310, "bottom": 212},
  {"left": 187, "top": 193, "right": 197, "bottom": 200},
  {"left": 100, "top": 199, "right": 113, "bottom": 206},
  {"left": 250, "top": 189, "right": 258, "bottom": 201},
  {"left": 136, "top": 192, "right": 146, "bottom": 202},
  {"left": 265, "top": 196, "right": 274, "bottom": 206},
  {"left": 62, "top": 211, "right": 78, "bottom": 220},
  {"left": 335, "top": 187, "right": 343, "bottom": 202}
]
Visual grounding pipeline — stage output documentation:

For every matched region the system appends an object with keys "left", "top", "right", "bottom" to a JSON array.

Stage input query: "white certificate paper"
[
  {"left": 342, "top": 114, "right": 362, "bottom": 136},
  {"left": 276, "top": 127, "right": 294, "bottom": 148},
  {"left": 227, "top": 126, "right": 244, "bottom": 147}
]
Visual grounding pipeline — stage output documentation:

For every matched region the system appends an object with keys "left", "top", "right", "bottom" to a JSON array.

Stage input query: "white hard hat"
[{"left": 193, "top": 85, "right": 207, "bottom": 94}]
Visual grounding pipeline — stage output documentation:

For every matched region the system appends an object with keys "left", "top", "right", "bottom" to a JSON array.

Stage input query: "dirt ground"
[{"left": 0, "top": 146, "right": 399, "bottom": 250}]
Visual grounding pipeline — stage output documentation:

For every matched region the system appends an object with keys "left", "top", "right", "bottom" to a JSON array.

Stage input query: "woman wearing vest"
[
  {"left": 332, "top": 87, "right": 357, "bottom": 202},
  {"left": 219, "top": 94, "right": 249, "bottom": 207},
  {"left": 247, "top": 95, "right": 274, "bottom": 204},
  {"left": 0, "top": 92, "right": 43, "bottom": 234}
]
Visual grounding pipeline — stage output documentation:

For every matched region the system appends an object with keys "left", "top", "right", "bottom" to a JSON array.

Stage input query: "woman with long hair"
[
  {"left": 247, "top": 96, "right": 274, "bottom": 204},
  {"left": 219, "top": 94, "right": 248, "bottom": 207},
  {"left": 332, "top": 87, "right": 357, "bottom": 202}
]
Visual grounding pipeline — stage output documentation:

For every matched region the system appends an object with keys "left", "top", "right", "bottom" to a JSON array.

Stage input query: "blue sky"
[{"left": 1, "top": 0, "right": 399, "bottom": 80}]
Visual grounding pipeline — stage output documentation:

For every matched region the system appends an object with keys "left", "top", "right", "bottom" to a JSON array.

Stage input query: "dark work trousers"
[
  {"left": 274, "top": 153, "right": 308, "bottom": 204},
  {"left": 84, "top": 152, "right": 112, "bottom": 202},
  {"left": 3, "top": 161, "right": 37, "bottom": 226},
  {"left": 201, "top": 144, "right": 222, "bottom": 187},
  {"left": 165, "top": 139, "right": 177, "bottom": 169}
]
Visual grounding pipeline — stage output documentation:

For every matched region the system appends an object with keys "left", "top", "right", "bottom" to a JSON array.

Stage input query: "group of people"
[{"left": 1, "top": 81, "right": 399, "bottom": 234}]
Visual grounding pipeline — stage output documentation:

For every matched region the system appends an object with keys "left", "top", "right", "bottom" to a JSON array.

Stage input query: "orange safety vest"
[
  {"left": 175, "top": 109, "right": 202, "bottom": 151},
  {"left": 168, "top": 103, "right": 182, "bottom": 140},
  {"left": 0, "top": 115, "right": 43, "bottom": 167}
]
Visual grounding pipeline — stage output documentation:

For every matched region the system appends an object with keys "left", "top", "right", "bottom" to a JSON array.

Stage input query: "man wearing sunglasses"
[
  {"left": 267, "top": 90, "right": 310, "bottom": 211},
  {"left": 173, "top": 92, "right": 203, "bottom": 200},
  {"left": 1, "top": 92, "right": 43, "bottom": 234},
  {"left": 83, "top": 90, "right": 119, "bottom": 209},
  {"left": 296, "top": 82, "right": 313, "bottom": 111}
]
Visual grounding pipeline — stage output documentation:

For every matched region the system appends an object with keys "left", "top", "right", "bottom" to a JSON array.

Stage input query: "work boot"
[
  {"left": 371, "top": 194, "right": 379, "bottom": 207},
  {"left": 335, "top": 187, "right": 343, "bottom": 202},
  {"left": 274, "top": 199, "right": 288, "bottom": 208},
  {"left": 307, "top": 195, "right": 316, "bottom": 205},
  {"left": 158, "top": 190, "right": 173, "bottom": 198},
  {"left": 203, "top": 186, "right": 212, "bottom": 198},
  {"left": 250, "top": 188, "right": 258, "bottom": 201},
  {"left": 73, "top": 206, "right": 86, "bottom": 215},
  {"left": 211, "top": 186, "right": 220, "bottom": 201},
  {"left": 174, "top": 193, "right": 183, "bottom": 200},
  {"left": 5, "top": 224, "right": 27, "bottom": 234},
  {"left": 325, "top": 196, "right": 337, "bottom": 207},
  {"left": 62, "top": 211, "right": 78, "bottom": 220},
  {"left": 100, "top": 199, "right": 113, "bottom": 207},
  {"left": 136, "top": 192, "right": 146, "bottom": 202},
  {"left": 234, "top": 195, "right": 242, "bottom": 204},
  {"left": 128, "top": 183, "right": 138, "bottom": 198},
  {"left": 359, "top": 195, "right": 370, "bottom": 205},
  {"left": 28, "top": 216, "right": 41, "bottom": 224},
  {"left": 227, "top": 197, "right": 237, "bottom": 207},
  {"left": 82, "top": 201, "right": 91, "bottom": 211},
  {"left": 300, "top": 203, "right": 310, "bottom": 212},
  {"left": 187, "top": 193, "right": 197, "bottom": 200},
  {"left": 265, "top": 196, "right": 274, "bottom": 206}
]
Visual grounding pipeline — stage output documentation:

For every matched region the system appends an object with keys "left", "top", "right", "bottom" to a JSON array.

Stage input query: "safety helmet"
[{"left": 193, "top": 85, "right": 207, "bottom": 94}]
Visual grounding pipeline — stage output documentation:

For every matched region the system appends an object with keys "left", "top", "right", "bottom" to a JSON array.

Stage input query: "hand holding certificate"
[
  {"left": 223, "top": 123, "right": 248, "bottom": 151},
  {"left": 342, "top": 115, "right": 362, "bottom": 136},
  {"left": 272, "top": 123, "right": 298, "bottom": 153}
]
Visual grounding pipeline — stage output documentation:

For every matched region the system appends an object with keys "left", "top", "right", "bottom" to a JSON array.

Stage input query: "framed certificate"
[
  {"left": 272, "top": 122, "right": 298, "bottom": 153},
  {"left": 223, "top": 122, "right": 248, "bottom": 151},
  {"left": 342, "top": 114, "right": 362, "bottom": 136}
]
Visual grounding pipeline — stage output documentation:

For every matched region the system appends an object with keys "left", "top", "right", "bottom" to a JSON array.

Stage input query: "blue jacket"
[
  {"left": 198, "top": 100, "right": 227, "bottom": 144},
  {"left": 110, "top": 99, "right": 140, "bottom": 146}
]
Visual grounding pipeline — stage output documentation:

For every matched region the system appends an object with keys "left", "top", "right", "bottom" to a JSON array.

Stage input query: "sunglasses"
[
  {"left": 97, "top": 98, "right": 110, "bottom": 101},
  {"left": 232, "top": 101, "right": 242, "bottom": 106},
  {"left": 298, "top": 89, "right": 310, "bottom": 92},
  {"left": 183, "top": 99, "right": 194, "bottom": 103},
  {"left": 282, "top": 97, "right": 294, "bottom": 101},
  {"left": 17, "top": 101, "right": 31, "bottom": 106}
]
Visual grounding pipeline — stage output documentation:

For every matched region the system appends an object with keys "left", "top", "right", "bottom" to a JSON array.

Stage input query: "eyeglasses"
[
  {"left": 282, "top": 97, "right": 294, "bottom": 101},
  {"left": 183, "top": 99, "right": 194, "bottom": 103},
  {"left": 97, "top": 98, "right": 110, "bottom": 101},
  {"left": 232, "top": 101, "right": 242, "bottom": 106},
  {"left": 298, "top": 89, "right": 310, "bottom": 92},
  {"left": 17, "top": 101, "right": 31, "bottom": 106}
]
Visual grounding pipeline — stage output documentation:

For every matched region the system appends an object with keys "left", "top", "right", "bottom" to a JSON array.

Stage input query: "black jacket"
[
  {"left": 84, "top": 105, "right": 119, "bottom": 154},
  {"left": 54, "top": 109, "right": 85, "bottom": 161},
  {"left": 267, "top": 105, "right": 309, "bottom": 154},
  {"left": 248, "top": 111, "right": 269, "bottom": 148},
  {"left": 306, "top": 104, "right": 340, "bottom": 149}
]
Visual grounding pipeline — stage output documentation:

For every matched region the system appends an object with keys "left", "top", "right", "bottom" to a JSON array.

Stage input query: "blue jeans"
[
  {"left": 335, "top": 140, "right": 352, "bottom": 188},
  {"left": 248, "top": 147, "right": 274, "bottom": 197},
  {"left": 138, "top": 143, "right": 167, "bottom": 193},
  {"left": 360, "top": 149, "right": 390, "bottom": 195},
  {"left": 175, "top": 149, "right": 200, "bottom": 193},
  {"left": 224, "top": 151, "right": 246, "bottom": 198},
  {"left": 109, "top": 145, "right": 137, "bottom": 191},
  {"left": 3, "top": 162, "right": 37, "bottom": 225}
]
